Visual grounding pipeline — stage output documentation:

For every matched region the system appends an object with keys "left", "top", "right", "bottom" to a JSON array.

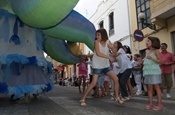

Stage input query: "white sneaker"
[
  {"left": 111, "top": 97, "right": 115, "bottom": 100},
  {"left": 135, "top": 91, "right": 142, "bottom": 96},
  {"left": 110, "top": 92, "right": 114, "bottom": 96},
  {"left": 166, "top": 93, "right": 171, "bottom": 98},
  {"left": 121, "top": 97, "right": 130, "bottom": 101}
]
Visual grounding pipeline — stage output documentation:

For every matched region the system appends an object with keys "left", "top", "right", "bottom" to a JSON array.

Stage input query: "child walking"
[
  {"left": 143, "top": 36, "right": 163, "bottom": 110},
  {"left": 78, "top": 57, "right": 88, "bottom": 94},
  {"left": 132, "top": 54, "right": 143, "bottom": 95},
  {"left": 94, "top": 75, "right": 106, "bottom": 98},
  {"left": 80, "top": 28, "right": 123, "bottom": 106}
]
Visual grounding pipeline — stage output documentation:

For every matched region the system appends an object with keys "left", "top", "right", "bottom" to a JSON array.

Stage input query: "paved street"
[{"left": 0, "top": 85, "right": 175, "bottom": 115}]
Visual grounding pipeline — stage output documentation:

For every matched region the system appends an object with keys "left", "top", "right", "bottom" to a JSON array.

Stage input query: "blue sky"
[{"left": 74, "top": 0, "right": 102, "bottom": 19}]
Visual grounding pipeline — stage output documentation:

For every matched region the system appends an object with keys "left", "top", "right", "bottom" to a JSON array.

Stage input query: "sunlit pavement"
[{"left": 0, "top": 85, "right": 175, "bottom": 115}]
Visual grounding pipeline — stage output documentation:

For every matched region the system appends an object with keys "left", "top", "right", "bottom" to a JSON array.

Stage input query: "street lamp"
[{"left": 138, "top": 12, "right": 156, "bottom": 30}]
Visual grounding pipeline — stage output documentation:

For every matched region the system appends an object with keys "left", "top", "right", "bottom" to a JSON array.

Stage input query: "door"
[{"left": 171, "top": 31, "right": 175, "bottom": 87}]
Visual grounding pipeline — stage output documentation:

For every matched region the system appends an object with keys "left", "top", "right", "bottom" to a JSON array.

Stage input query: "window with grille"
[
  {"left": 99, "top": 21, "right": 104, "bottom": 29},
  {"left": 136, "top": 0, "right": 151, "bottom": 30},
  {"left": 109, "top": 12, "right": 114, "bottom": 35}
]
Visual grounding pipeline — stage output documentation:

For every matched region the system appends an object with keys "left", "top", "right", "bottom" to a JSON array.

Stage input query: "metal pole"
[{"left": 138, "top": 41, "right": 140, "bottom": 54}]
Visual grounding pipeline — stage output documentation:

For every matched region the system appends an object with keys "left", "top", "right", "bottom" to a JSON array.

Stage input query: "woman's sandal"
[
  {"left": 79, "top": 100, "right": 87, "bottom": 106},
  {"left": 144, "top": 104, "right": 154, "bottom": 110},
  {"left": 100, "top": 94, "right": 106, "bottom": 98},
  {"left": 94, "top": 95, "right": 100, "bottom": 98},
  {"left": 115, "top": 97, "right": 124, "bottom": 104},
  {"left": 152, "top": 104, "right": 163, "bottom": 111}
]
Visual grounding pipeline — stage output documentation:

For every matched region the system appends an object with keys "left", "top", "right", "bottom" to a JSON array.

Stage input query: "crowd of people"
[{"left": 77, "top": 28, "right": 175, "bottom": 111}]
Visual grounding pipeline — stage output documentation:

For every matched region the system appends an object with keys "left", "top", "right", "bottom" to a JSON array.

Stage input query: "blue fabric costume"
[{"left": 0, "top": 9, "right": 53, "bottom": 100}]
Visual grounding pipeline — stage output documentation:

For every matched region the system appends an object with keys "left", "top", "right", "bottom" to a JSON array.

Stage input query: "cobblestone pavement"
[{"left": 0, "top": 85, "right": 175, "bottom": 115}]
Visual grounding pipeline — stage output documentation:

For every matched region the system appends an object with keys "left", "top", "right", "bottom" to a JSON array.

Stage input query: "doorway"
[
  {"left": 171, "top": 31, "right": 175, "bottom": 54},
  {"left": 171, "top": 31, "right": 175, "bottom": 87}
]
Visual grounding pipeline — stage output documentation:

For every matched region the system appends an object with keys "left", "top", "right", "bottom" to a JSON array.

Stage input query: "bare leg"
[
  {"left": 80, "top": 74, "right": 98, "bottom": 102},
  {"left": 127, "top": 78, "right": 133, "bottom": 97},
  {"left": 95, "top": 86, "right": 99, "bottom": 98},
  {"left": 82, "top": 76, "right": 86, "bottom": 94},
  {"left": 78, "top": 76, "right": 82, "bottom": 93},
  {"left": 154, "top": 84, "right": 162, "bottom": 105},
  {"left": 101, "top": 87, "right": 106, "bottom": 97},
  {"left": 106, "top": 70, "right": 123, "bottom": 104},
  {"left": 104, "top": 81, "right": 110, "bottom": 95},
  {"left": 91, "top": 85, "right": 97, "bottom": 96},
  {"left": 147, "top": 84, "right": 153, "bottom": 105}
]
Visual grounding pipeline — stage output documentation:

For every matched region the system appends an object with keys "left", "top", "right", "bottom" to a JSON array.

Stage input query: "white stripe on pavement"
[{"left": 49, "top": 97, "right": 116, "bottom": 115}]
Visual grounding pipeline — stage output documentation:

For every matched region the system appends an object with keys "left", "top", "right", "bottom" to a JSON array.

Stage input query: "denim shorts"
[
  {"left": 97, "top": 75, "right": 105, "bottom": 87},
  {"left": 92, "top": 67, "right": 112, "bottom": 75}
]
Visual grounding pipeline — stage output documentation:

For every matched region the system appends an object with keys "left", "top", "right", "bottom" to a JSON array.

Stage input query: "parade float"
[{"left": 0, "top": 0, "right": 96, "bottom": 101}]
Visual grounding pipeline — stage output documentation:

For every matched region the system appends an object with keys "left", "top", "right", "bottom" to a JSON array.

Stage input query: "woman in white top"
[
  {"left": 110, "top": 41, "right": 132, "bottom": 101},
  {"left": 80, "top": 29, "right": 123, "bottom": 106}
]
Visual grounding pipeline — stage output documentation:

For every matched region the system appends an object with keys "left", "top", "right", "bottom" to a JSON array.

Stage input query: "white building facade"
[{"left": 89, "top": 0, "right": 132, "bottom": 46}]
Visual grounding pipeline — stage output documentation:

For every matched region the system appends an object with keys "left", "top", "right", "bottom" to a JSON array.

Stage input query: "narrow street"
[{"left": 0, "top": 85, "right": 174, "bottom": 115}]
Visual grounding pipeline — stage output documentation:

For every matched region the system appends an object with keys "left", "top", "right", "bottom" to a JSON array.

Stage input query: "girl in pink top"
[{"left": 78, "top": 57, "right": 88, "bottom": 93}]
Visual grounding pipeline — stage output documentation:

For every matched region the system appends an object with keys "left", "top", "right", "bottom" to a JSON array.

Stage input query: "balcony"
[{"left": 150, "top": 0, "right": 175, "bottom": 27}]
